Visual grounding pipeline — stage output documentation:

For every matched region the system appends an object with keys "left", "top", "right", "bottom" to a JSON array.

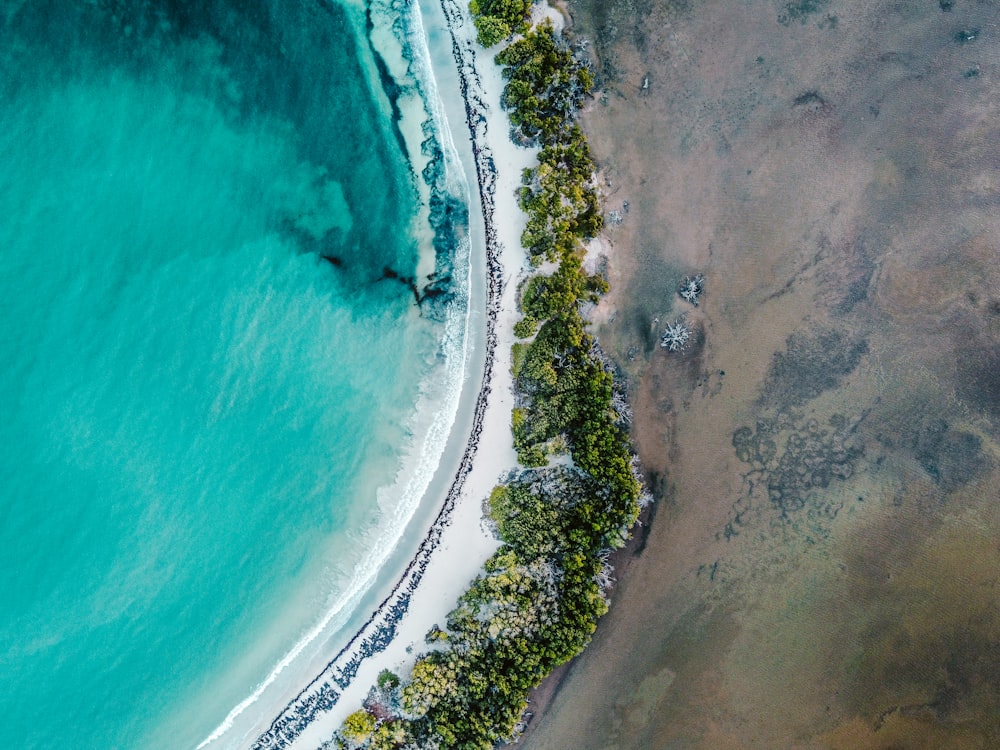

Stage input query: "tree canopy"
[{"left": 468, "top": 0, "right": 531, "bottom": 46}]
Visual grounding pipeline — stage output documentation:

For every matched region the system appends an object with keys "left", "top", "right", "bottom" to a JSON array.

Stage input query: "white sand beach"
[{"left": 224, "top": 2, "right": 541, "bottom": 748}]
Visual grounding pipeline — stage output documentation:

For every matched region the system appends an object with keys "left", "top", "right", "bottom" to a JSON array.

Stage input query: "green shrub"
[
  {"left": 513, "top": 315, "right": 538, "bottom": 339},
  {"left": 470, "top": 0, "right": 531, "bottom": 29},
  {"left": 342, "top": 710, "right": 376, "bottom": 745},
  {"left": 516, "top": 444, "right": 548, "bottom": 467},
  {"left": 469, "top": 0, "right": 531, "bottom": 47},
  {"left": 474, "top": 15, "right": 510, "bottom": 47},
  {"left": 377, "top": 668, "right": 400, "bottom": 691},
  {"left": 511, "top": 341, "right": 529, "bottom": 378}
]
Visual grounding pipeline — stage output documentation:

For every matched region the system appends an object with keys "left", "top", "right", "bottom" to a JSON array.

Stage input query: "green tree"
[
  {"left": 474, "top": 15, "right": 510, "bottom": 47},
  {"left": 471, "top": 0, "right": 531, "bottom": 28},
  {"left": 342, "top": 710, "right": 376, "bottom": 745},
  {"left": 377, "top": 668, "right": 400, "bottom": 691},
  {"left": 513, "top": 315, "right": 538, "bottom": 339}
]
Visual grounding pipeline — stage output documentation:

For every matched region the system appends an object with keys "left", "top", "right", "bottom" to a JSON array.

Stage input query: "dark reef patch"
[
  {"left": 908, "top": 417, "right": 987, "bottom": 489},
  {"left": 957, "top": 345, "right": 1000, "bottom": 421},
  {"left": 364, "top": 3, "right": 409, "bottom": 160},
  {"left": 730, "top": 412, "right": 865, "bottom": 526},
  {"left": 836, "top": 274, "right": 873, "bottom": 314},
  {"left": 777, "top": 0, "right": 830, "bottom": 27},
  {"left": 816, "top": 235, "right": 878, "bottom": 316},
  {"left": 792, "top": 90, "right": 827, "bottom": 110},
  {"left": 954, "top": 28, "right": 980, "bottom": 45},
  {"left": 760, "top": 328, "right": 869, "bottom": 409}
]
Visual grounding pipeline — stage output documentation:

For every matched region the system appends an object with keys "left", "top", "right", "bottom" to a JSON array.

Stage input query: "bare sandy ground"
[{"left": 522, "top": 1, "right": 1000, "bottom": 748}]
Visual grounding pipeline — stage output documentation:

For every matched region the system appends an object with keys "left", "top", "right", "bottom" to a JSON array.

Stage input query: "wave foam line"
[
  {"left": 240, "top": 0, "right": 507, "bottom": 746},
  {"left": 195, "top": 3, "right": 474, "bottom": 749},
  {"left": 197, "top": 256, "right": 472, "bottom": 749}
]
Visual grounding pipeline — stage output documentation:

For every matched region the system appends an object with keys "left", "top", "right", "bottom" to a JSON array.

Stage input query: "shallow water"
[
  {"left": 524, "top": 1, "right": 1000, "bottom": 747},
  {"left": 0, "top": 2, "right": 467, "bottom": 747}
]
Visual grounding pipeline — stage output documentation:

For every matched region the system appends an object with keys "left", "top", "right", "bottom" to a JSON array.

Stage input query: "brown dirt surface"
[{"left": 520, "top": 1, "right": 1000, "bottom": 748}]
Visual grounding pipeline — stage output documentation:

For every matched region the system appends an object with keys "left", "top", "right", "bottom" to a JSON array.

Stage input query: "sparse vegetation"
[
  {"left": 661, "top": 319, "right": 691, "bottom": 351},
  {"left": 678, "top": 274, "right": 705, "bottom": 306}
]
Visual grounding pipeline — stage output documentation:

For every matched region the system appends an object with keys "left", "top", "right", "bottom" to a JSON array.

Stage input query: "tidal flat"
[{"left": 524, "top": 0, "right": 1000, "bottom": 747}]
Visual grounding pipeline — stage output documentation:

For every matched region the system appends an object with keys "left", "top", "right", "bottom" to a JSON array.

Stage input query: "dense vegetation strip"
[
  {"left": 468, "top": 0, "right": 532, "bottom": 46},
  {"left": 332, "top": 9, "right": 643, "bottom": 750}
]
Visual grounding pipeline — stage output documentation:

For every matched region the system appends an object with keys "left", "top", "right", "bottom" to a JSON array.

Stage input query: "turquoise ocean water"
[{"left": 0, "top": 1, "right": 469, "bottom": 747}]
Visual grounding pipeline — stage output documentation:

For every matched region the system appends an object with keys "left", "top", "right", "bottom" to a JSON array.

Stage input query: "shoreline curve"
[{"left": 247, "top": 1, "right": 520, "bottom": 747}]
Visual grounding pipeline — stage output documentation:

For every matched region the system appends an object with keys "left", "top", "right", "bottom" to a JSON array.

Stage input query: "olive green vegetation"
[
  {"left": 377, "top": 669, "right": 401, "bottom": 691},
  {"left": 332, "top": 11, "right": 641, "bottom": 750},
  {"left": 512, "top": 315, "right": 538, "bottom": 339},
  {"left": 468, "top": 0, "right": 532, "bottom": 46},
  {"left": 498, "top": 24, "right": 602, "bottom": 262},
  {"left": 342, "top": 710, "right": 377, "bottom": 745}
]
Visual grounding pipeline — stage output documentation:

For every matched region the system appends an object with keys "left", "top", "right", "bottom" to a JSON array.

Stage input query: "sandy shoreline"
[{"left": 241, "top": 2, "right": 537, "bottom": 748}]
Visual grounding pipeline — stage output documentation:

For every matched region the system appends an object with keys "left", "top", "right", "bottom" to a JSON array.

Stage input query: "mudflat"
[{"left": 524, "top": 1, "right": 1000, "bottom": 748}]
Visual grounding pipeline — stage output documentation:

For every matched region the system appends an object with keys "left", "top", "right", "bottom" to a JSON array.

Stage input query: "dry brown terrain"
[{"left": 523, "top": 1, "right": 1000, "bottom": 748}]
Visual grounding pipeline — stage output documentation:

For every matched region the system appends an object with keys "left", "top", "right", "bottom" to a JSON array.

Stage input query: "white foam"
[{"left": 194, "top": 3, "right": 476, "bottom": 748}]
